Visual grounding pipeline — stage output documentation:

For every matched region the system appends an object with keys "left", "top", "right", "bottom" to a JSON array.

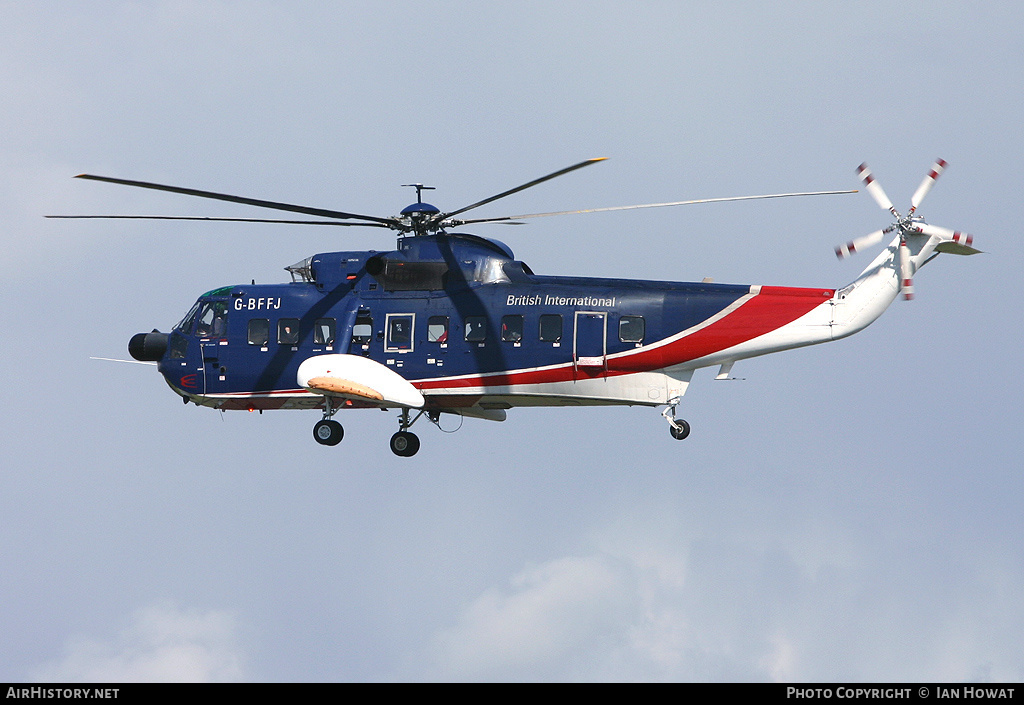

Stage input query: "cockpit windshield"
[{"left": 175, "top": 301, "right": 201, "bottom": 335}]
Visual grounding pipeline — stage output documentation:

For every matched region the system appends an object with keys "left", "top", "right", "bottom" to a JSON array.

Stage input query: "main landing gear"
[
  {"left": 311, "top": 401, "right": 429, "bottom": 457},
  {"left": 389, "top": 430, "right": 420, "bottom": 457},
  {"left": 313, "top": 419, "right": 344, "bottom": 445},
  {"left": 313, "top": 398, "right": 345, "bottom": 446},
  {"left": 390, "top": 408, "right": 426, "bottom": 457},
  {"left": 662, "top": 398, "right": 690, "bottom": 441}
]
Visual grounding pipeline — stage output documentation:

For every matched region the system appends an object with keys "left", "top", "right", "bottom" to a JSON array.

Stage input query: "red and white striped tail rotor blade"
[
  {"left": 856, "top": 163, "right": 897, "bottom": 215},
  {"left": 909, "top": 158, "right": 948, "bottom": 214},
  {"left": 912, "top": 223, "right": 980, "bottom": 254},
  {"left": 910, "top": 222, "right": 973, "bottom": 246},
  {"left": 899, "top": 238, "right": 914, "bottom": 300},
  {"left": 835, "top": 228, "right": 887, "bottom": 259}
]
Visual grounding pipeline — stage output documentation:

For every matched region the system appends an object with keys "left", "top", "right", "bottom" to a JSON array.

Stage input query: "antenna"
[{"left": 401, "top": 183, "right": 435, "bottom": 203}]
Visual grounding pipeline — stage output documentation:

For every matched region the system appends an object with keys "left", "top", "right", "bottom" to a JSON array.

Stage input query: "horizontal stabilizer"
[
  {"left": 297, "top": 354, "right": 424, "bottom": 408},
  {"left": 934, "top": 241, "right": 983, "bottom": 256}
]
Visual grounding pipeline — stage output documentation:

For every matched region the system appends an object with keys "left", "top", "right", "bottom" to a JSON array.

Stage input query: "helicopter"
[{"left": 56, "top": 158, "right": 979, "bottom": 456}]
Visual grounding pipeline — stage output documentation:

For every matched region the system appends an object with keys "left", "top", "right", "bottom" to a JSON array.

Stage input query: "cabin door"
[
  {"left": 195, "top": 300, "right": 230, "bottom": 394},
  {"left": 573, "top": 311, "right": 607, "bottom": 370}
]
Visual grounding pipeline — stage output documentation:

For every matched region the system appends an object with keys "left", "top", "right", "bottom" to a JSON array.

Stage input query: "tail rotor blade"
[
  {"left": 899, "top": 238, "right": 914, "bottom": 300},
  {"left": 835, "top": 227, "right": 889, "bottom": 259},
  {"left": 910, "top": 222, "right": 970, "bottom": 243},
  {"left": 856, "top": 163, "right": 898, "bottom": 216},
  {"left": 909, "top": 158, "right": 948, "bottom": 214},
  {"left": 911, "top": 223, "right": 981, "bottom": 254}
]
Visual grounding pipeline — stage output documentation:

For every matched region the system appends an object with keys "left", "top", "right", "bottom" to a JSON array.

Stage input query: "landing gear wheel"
[
  {"left": 313, "top": 419, "right": 344, "bottom": 446},
  {"left": 390, "top": 431, "right": 420, "bottom": 457},
  {"left": 669, "top": 419, "right": 690, "bottom": 440}
]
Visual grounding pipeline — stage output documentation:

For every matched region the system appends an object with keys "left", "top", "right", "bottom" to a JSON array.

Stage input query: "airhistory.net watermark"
[{"left": 6, "top": 689, "right": 118, "bottom": 700}]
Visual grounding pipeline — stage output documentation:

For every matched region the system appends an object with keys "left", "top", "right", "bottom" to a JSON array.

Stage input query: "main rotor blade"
[
  {"left": 448, "top": 189, "right": 858, "bottom": 226},
  {"left": 856, "top": 163, "right": 898, "bottom": 217},
  {"left": 46, "top": 214, "right": 392, "bottom": 227},
  {"left": 909, "top": 158, "right": 947, "bottom": 214},
  {"left": 437, "top": 158, "right": 607, "bottom": 222},
  {"left": 74, "top": 174, "right": 399, "bottom": 227}
]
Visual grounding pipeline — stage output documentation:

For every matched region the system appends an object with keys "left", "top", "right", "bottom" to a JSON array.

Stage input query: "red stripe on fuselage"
[
  {"left": 609, "top": 285, "right": 833, "bottom": 372},
  {"left": 414, "top": 285, "right": 833, "bottom": 391}
]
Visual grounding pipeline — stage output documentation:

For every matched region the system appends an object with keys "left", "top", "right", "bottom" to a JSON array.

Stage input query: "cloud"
[
  {"left": 423, "top": 512, "right": 1024, "bottom": 682},
  {"left": 429, "top": 554, "right": 638, "bottom": 680},
  {"left": 30, "top": 603, "right": 246, "bottom": 683}
]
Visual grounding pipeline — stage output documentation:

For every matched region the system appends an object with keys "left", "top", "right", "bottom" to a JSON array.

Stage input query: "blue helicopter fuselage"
[{"left": 153, "top": 232, "right": 835, "bottom": 413}]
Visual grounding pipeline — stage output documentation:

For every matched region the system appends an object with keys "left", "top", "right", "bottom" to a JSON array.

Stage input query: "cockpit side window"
[
  {"left": 195, "top": 301, "right": 227, "bottom": 338},
  {"left": 169, "top": 333, "right": 188, "bottom": 359}
]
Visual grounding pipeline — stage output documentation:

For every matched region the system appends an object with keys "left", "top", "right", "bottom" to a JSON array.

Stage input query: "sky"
[{"left": 1, "top": 0, "right": 1022, "bottom": 682}]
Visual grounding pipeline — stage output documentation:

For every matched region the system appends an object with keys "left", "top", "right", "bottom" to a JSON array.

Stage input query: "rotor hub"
[{"left": 399, "top": 202, "right": 441, "bottom": 217}]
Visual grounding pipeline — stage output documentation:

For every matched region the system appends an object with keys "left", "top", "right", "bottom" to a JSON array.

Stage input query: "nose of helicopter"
[{"left": 128, "top": 331, "right": 168, "bottom": 362}]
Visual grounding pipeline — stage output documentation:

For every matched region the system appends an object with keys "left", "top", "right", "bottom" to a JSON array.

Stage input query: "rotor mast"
[{"left": 399, "top": 183, "right": 440, "bottom": 237}]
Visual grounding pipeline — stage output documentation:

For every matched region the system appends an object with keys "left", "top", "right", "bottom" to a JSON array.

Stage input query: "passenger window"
[
  {"left": 352, "top": 316, "right": 373, "bottom": 345},
  {"left": 314, "top": 318, "right": 335, "bottom": 345},
  {"left": 278, "top": 318, "right": 300, "bottom": 345},
  {"left": 501, "top": 315, "right": 523, "bottom": 342},
  {"left": 248, "top": 319, "right": 269, "bottom": 346},
  {"left": 539, "top": 314, "right": 562, "bottom": 342},
  {"left": 465, "top": 316, "right": 487, "bottom": 342},
  {"left": 428, "top": 316, "right": 449, "bottom": 343},
  {"left": 619, "top": 315, "right": 645, "bottom": 343},
  {"left": 385, "top": 313, "right": 415, "bottom": 352}
]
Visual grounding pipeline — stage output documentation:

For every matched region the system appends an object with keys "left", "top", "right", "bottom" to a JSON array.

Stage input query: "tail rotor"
[{"left": 835, "top": 159, "right": 978, "bottom": 299}]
